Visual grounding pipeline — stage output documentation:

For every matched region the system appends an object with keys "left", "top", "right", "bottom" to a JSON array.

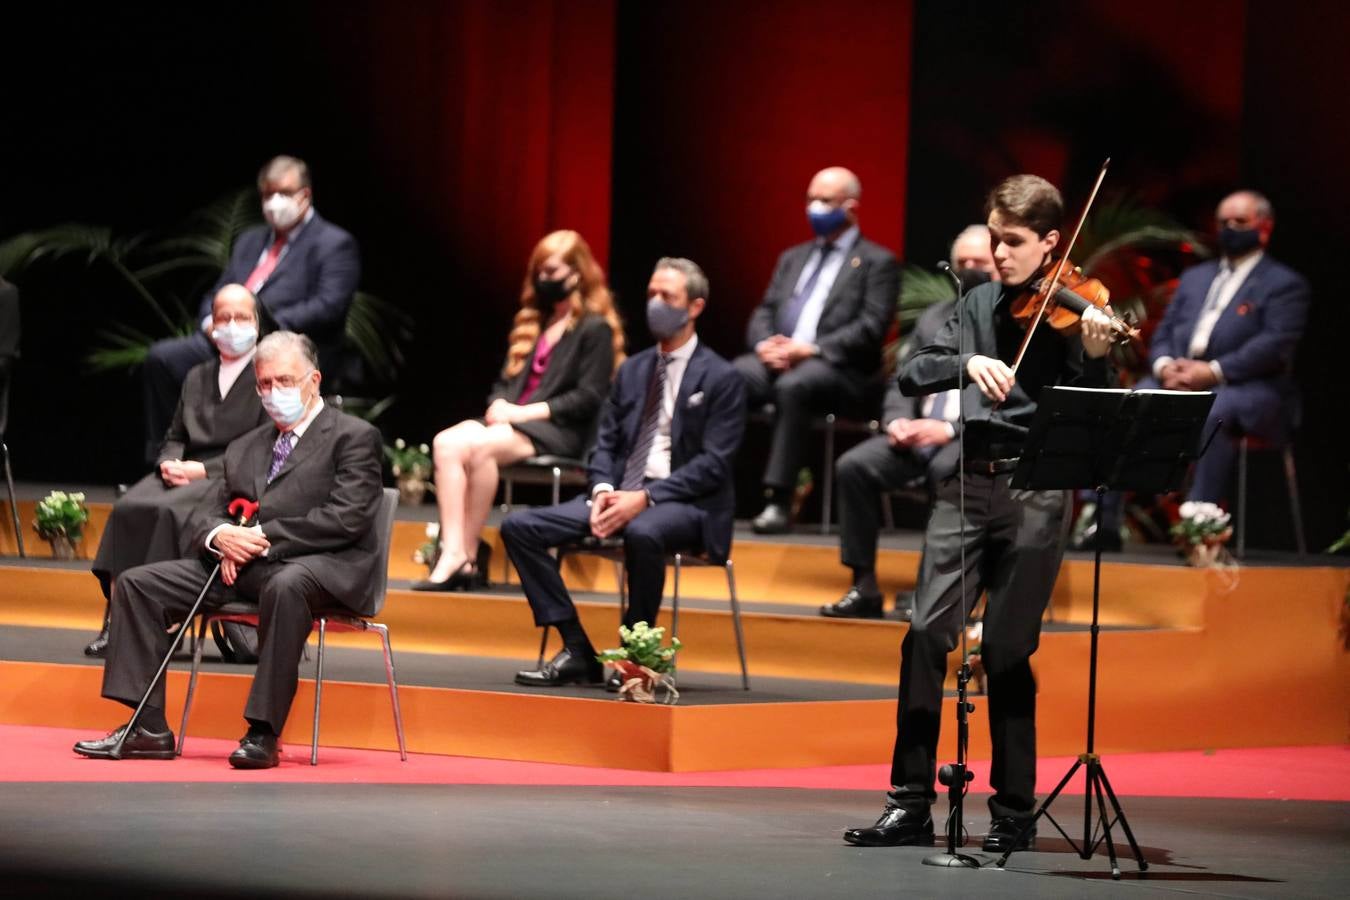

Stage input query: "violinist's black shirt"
[{"left": 897, "top": 281, "right": 1112, "bottom": 457}]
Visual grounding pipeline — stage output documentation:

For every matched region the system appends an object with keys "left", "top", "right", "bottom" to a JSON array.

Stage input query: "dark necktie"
[
  {"left": 778, "top": 243, "right": 835, "bottom": 335},
  {"left": 267, "top": 431, "right": 294, "bottom": 483},
  {"left": 620, "top": 353, "right": 670, "bottom": 491}
]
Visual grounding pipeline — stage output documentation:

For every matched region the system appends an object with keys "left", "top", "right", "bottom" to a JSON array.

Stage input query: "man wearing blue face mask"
[
  {"left": 141, "top": 155, "right": 360, "bottom": 465},
  {"left": 76, "top": 331, "right": 383, "bottom": 768},
  {"left": 501, "top": 258, "right": 746, "bottom": 688},
  {"left": 1139, "top": 189, "right": 1309, "bottom": 504},
  {"left": 84, "top": 284, "right": 271, "bottom": 657},
  {"left": 735, "top": 166, "right": 900, "bottom": 534}
]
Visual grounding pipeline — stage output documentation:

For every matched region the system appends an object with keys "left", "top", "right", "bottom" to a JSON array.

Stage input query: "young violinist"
[{"left": 843, "top": 174, "right": 1116, "bottom": 852}]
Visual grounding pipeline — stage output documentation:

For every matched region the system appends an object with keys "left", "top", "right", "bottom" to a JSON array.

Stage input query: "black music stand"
[{"left": 997, "top": 385, "right": 1214, "bottom": 879}]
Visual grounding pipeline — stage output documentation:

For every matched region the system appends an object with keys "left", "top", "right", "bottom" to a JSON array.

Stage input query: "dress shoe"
[
  {"left": 982, "top": 816, "right": 1036, "bottom": 853},
  {"left": 820, "top": 587, "right": 883, "bottom": 619},
  {"left": 84, "top": 602, "right": 112, "bottom": 657},
  {"left": 73, "top": 723, "right": 175, "bottom": 760},
  {"left": 842, "top": 805, "right": 935, "bottom": 847},
  {"left": 751, "top": 503, "right": 791, "bottom": 535},
  {"left": 410, "top": 559, "right": 475, "bottom": 592},
  {"left": 1071, "top": 522, "right": 1122, "bottom": 553},
  {"left": 515, "top": 648, "right": 603, "bottom": 687},
  {"left": 228, "top": 732, "right": 281, "bottom": 769},
  {"left": 892, "top": 590, "right": 915, "bottom": 623}
]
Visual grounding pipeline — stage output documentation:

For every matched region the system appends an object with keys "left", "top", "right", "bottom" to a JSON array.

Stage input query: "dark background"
[{"left": 3, "top": 0, "right": 1346, "bottom": 549}]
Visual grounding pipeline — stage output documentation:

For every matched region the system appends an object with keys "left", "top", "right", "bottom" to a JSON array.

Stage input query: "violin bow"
[{"left": 1010, "top": 157, "right": 1111, "bottom": 374}]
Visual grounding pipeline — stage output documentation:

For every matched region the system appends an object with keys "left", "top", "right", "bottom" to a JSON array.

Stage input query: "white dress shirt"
[
  {"left": 789, "top": 225, "right": 860, "bottom": 344},
  {"left": 217, "top": 348, "right": 257, "bottom": 399}
]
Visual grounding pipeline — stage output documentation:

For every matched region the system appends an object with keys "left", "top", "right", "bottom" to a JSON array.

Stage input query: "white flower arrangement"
[
  {"left": 384, "top": 438, "right": 432, "bottom": 480},
  {"left": 1171, "top": 501, "right": 1232, "bottom": 546},
  {"left": 413, "top": 522, "right": 440, "bottom": 568},
  {"left": 33, "top": 490, "right": 90, "bottom": 541}
]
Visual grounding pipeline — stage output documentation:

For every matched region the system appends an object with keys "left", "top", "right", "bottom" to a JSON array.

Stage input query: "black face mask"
[
  {"left": 957, "top": 267, "right": 992, "bottom": 295},
  {"left": 533, "top": 274, "right": 575, "bottom": 303},
  {"left": 1217, "top": 226, "right": 1262, "bottom": 258}
]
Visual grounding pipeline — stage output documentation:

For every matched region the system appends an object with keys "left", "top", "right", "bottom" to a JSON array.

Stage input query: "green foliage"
[
  {"left": 347, "top": 290, "right": 413, "bottom": 384},
  {"left": 898, "top": 265, "right": 955, "bottom": 333},
  {"left": 1077, "top": 195, "right": 1209, "bottom": 275},
  {"left": 33, "top": 491, "right": 90, "bottom": 541},
  {"left": 384, "top": 438, "right": 431, "bottom": 479},
  {"left": 596, "top": 621, "right": 682, "bottom": 674}
]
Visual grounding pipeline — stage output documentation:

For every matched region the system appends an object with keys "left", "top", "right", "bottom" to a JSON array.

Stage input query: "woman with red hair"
[{"left": 413, "top": 230, "right": 624, "bottom": 591}]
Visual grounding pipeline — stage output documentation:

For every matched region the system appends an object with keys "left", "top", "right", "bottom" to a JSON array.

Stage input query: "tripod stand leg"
[
  {"left": 996, "top": 757, "right": 1083, "bottom": 868},
  {"left": 1089, "top": 762, "right": 1122, "bottom": 879},
  {"left": 1097, "top": 762, "right": 1148, "bottom": 872}
]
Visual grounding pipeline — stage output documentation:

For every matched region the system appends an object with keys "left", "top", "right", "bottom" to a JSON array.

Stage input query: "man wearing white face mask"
[
  {"left": 141, "top": 154, "right": 360, "bottom": 465},
  {"left": 85, "top": 284, "right": 271, "bottom": 656},
  {"left": 735, "top": 166, "right": 900, "bottom": 534}
]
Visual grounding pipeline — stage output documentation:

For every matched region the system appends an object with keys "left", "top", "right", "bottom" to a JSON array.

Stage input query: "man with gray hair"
[
  {"left": 735, "top": 166, "right": 900, "bottom": 534},
  {"left": 75, "top": 331, "right": 384, "bottom": 769},
  {"left": 503, "top": 258, "right": 745, "bottom": 688},
  {"left": 141, "top": 154, "right": 361, "bottom": 464}
]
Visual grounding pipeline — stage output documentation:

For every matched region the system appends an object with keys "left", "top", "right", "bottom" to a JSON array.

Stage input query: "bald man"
[
  {"left": 737, "top": 167, "right": 900, "bottom": 534},
  {"left": 1140, "top": 189, "right": 1309, "bottom": 505}
]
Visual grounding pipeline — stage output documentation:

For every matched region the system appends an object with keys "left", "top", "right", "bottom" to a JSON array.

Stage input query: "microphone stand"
[{"left": 922, "top": 261, "right": 980, "bottom": 869}]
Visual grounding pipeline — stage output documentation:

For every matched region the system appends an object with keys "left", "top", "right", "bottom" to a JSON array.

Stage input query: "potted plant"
[
  {"left": 33, "top": 490, "right": 90, "bottom": 559},
  {"left": 597, "top": 622, "right": 682, "bottom": 704},
  {"left": 1169, "top": 500, "right": 1233, "bottom": 568},
  {"left": 385, "top": 438, "right": 432, "bottom": 505},
  {"left": 412, "top": 523, "right": 440, "bottom": 571}
]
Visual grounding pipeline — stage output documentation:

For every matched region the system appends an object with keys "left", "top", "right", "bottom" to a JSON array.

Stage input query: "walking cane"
[{"left": 109, "top": 497, "right": 260, "bottom": 759}]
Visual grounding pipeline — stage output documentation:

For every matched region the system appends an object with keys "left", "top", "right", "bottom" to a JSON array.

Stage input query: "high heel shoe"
[{"left": 410, "top": 559, "right": 475, "bottom": 592}]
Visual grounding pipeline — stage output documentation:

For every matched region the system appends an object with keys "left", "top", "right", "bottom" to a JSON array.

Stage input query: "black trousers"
[
  {"left": 500, "top": 495, "right": 705, "bottom": 633},
  {"left": 836, "top": 434, "right": 928, "bottom": 572},
  {"left": 733, "top": 353, "right": 872, "bottom": 491},
  {"left": 143, "top": 332, "right": 214, "bottom": 464},
  {"left": 887, "top": 473, "right": 1069, "bottom": 819},
  {"left": 102, "top": 556, "right": 336, "bottom": 734}
]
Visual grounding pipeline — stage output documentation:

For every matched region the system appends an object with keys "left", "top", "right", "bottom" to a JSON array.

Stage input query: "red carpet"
[{"left": 2, "top": 725, "right": 1346, "bottom": 800}]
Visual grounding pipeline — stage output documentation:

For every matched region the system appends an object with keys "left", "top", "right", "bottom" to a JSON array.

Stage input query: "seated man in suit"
[
  {"left": 84, "top": 284, "right": 271, "bottom": 657},
  {"left": 502, "top": 257, "right": 746, "bottom": 687},
  {"left": 142, "top": 154, "right": 361, "bottom": 463},
  {"left": 1141, "top": 189, "right": 1309, "bottom": 502},
  {"left": 74, "top": 331, "right": 384, "bottom": 769},
  {"left": 736, "top": 166, "right": 899, "bottom": 534},
  {"left": 822, "top": 226, "right": 999, "bottom": 620}
]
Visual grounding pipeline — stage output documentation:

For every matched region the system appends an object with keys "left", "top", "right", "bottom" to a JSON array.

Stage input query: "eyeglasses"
[
  {"left": 212, "top": 313, "right": 256, "bottom": 326},
  {"left": 255, "top": 370, "right": 314, "bottom": 393}
]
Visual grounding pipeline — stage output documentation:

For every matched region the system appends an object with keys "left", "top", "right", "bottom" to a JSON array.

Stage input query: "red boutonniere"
[{"left": 1236, "top": 302, "right": 1252, "bottom": 316}]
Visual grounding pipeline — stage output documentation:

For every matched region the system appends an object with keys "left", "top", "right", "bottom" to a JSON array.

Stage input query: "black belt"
[{"left": 962, "top": 457, "right": 1020, "bottom": 475}]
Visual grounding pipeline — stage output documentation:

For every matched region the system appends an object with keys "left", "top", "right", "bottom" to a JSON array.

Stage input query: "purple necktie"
[{"left": 267, "top": 431, "right": 294, "bottom": 483}]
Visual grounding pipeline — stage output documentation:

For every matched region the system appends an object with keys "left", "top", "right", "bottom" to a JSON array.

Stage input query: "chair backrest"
[{"left": 367, "top": 487, "right": 400, "bottom": 617}]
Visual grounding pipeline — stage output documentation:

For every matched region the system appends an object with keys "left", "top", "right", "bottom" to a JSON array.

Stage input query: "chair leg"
[
  {"left": 176, "top": 614, "right": 210, "bottom": 756},
  {"left": 373, "top": 623, "right": 408, "bottom": 761},
  {"left": 537, "top": 625, "right": 549, "bottom": 668},
  {"left": 1283, "top": 446, "right": 1307, "bottom": 555},
  {"left": 2, "top": 441, "right": 24, "bottom": 558},
  {"left": 725, "top": 560, "right": 750, "bottom": 690},
  {"left": 501, "top": 478, "right": 514, "bottom": 584},
  {"left": 311, "top": 618, "right": 327, "bottom": 766},
  {"left": 551, "top": 466, "right": 561, "bottom": 506},
  {"left": 616, "top": 560, "right": 628, "bottom": 621},
  {"left": 671, "top": 554, "right": 681, "bottom": 681},
  {"left": 821, "top": 415, "right": 836, "bottom": 535},
  {"left": 1236, "top": 437, "right": 1249, "bottom": 560}
]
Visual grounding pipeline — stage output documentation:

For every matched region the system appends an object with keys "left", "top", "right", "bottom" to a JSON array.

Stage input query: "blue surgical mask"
[
  {"left": 211, "top": 321, "right": 258, "bottom": 357},
  {"left": 646, "top": 296, "right": 690, "bottom": 341},
  {"left": 261, "top": 384, "right": 308, "bottom": 427},
  {"left": 806, "top": 199, "right": 849, "bottom": 237}
]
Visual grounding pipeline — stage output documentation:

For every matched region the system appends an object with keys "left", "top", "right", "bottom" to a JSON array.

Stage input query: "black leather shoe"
[
  {"left": 84, "top": 602, "right": 112, "bottom": 657},
  {"left": 515, "top": 648, "right": 603, "bottom": 687},
  {"left": 410, "top": 560, "right": 475, "bottom": 592},
  {"left": 604, "top": 668, "right": 623, "bottom": 693},
  {"left": 228, "top": 732, "right": 280, "bottom": 769},
  {"left": 982, "top": 816, "right": 1036, "bottom": 853},
  {"left": 892, "top": 590, "right": 915, "bottom": 623},
  {"left": 73, "top": 723, "right": 175, "bottom": 760},
  {"left": 843, "top": 805, "right": 935, "bottom": 847},
  {"left": 751, "top": 503, "right": 791, "bottom": 535},
  {"left": 1071, "top": 523, "right": 1122, "bottom": 553},
  {"left": 820, "top": 587, "right": 884, "bottom": 619}
]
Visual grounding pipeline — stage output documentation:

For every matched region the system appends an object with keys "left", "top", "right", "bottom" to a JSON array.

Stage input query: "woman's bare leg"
[
  {"left": 461, "top": 424, "right": 536, "bottom": 563},
  {"left": 427, "top": 420, "right": 487, "bottom": 582}
]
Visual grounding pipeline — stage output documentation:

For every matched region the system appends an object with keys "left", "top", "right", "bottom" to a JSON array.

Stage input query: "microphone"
[{"left": 937, "top": 260, "right": 962, "bottom": 296}]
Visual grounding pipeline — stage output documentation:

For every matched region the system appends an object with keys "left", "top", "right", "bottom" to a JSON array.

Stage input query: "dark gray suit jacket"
[
  {"left": 158, "top": 359, "right": 271, "bottom": 477},
  {"left": 189, "top": 404, "right": 384, "bottom": 615},
  {"left": 891, "top": 298, "right": 960, "bottom": 483},
  {"left": 745, "top": 234, "right": 900, "bottom": 374}
]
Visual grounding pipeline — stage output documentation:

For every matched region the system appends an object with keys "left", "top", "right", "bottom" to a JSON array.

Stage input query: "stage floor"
[{"left": 1, "top": 780, "right": 1344, "bottom": 898}]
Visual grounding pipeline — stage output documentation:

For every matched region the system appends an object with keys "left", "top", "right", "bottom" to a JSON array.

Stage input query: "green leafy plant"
[
  {"left": 1169, "top": 501, "right": 1232, "bottom": 547},
  {"left": 33, "top": 491, "right": 91, "bottom": 542},
  {"left": 597, "top": 621, "right": 681, "bottom": 674},
  {"left": 384, "top": 438, "right": 431, "bottom": 481}
]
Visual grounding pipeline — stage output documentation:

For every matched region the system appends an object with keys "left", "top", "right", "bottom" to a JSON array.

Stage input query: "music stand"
[{"left": 997, "top": 385, "right": 1214, "bottom": 879}]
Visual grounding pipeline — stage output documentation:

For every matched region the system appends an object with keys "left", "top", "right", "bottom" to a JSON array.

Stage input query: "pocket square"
[{"left": 686, "top": 391, "right": 705, "bottom": 408}]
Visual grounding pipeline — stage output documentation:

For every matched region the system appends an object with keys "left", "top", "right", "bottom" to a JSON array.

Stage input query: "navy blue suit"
[
  {"left": 141, "top": 212, "right": 361, "bottom": 461},
  {"left": 1143, "top": 255, "right": 1309, "bottom": 500},
  {"left": 501, "top": 339, "right": 746, "bottom": 630}
]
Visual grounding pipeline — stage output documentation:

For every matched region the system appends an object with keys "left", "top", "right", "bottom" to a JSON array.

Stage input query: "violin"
[{"left": 1007, "top": 158, "right": 1141, "bottom": 373}]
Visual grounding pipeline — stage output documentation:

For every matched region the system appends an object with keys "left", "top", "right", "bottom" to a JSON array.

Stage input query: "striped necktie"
[
  {"left": 620, "top": 353, "right": 669, "bottom": 491},
  {"left": 267, "top": 431, "right": 294, "bottom": 483}
]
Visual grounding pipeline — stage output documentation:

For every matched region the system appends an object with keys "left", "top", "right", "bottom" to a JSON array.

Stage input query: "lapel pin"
[
  {"left": 851, "top": 256, "right": 862, "bottom": 268},
  {"left": 1237, "top": 302, "right": 1251, "bottom": 316}
]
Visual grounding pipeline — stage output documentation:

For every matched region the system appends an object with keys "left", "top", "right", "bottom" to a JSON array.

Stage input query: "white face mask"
[
  {"left": 262, "top": 192, "right": 304, "bottom": 230},
  {"left": 261, "top": 384, "right": 309, "bottom": 427},
  {"left": 211, "top": 321, "right": 258, "bottom": 358}
]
